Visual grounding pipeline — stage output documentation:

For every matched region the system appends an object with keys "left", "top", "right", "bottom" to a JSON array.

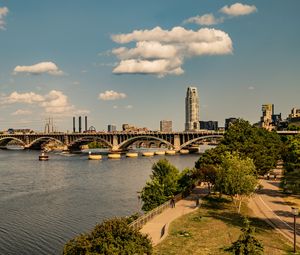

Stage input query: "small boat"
[{"left": 39, "top": 151, "right": 49, "bottom": 161}]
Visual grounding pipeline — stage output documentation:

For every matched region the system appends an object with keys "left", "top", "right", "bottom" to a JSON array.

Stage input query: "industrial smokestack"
[
  {"left": 85, "top": 116, "right": 87, "bottom": 132},
  {"left": 79, "top": 116, "right": 82, "bottom": 133},
  {"left": 73, "top": 117, "right": 76, "bottom": 133}
]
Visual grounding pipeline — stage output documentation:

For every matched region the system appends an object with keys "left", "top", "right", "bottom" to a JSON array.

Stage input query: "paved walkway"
[
  {"left": 249, "top": 167, "right": 300, "bottom": 245},
  {"left": 140, "top": 185, "right": 208, "bottom": 246}
]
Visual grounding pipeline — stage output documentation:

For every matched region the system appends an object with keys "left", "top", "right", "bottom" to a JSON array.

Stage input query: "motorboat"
[{"left": 39, "top": 151, "right": 49, "bottom": 161}]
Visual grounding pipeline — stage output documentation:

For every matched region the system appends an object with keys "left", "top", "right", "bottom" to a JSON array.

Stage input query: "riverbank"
[{"left": 154, "top": 195, "right": 294, "bottom": 255}]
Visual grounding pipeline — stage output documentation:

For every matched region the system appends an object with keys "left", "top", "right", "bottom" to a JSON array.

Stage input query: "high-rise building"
[
  {"left": 260, "top": 104, "right": 273, "bottom": 129},
  {"left": 108, "top": 124, "right": 117, "bottom": 132},
  {"left": 160, "top": 120, "right": 172, "bottom": 132},
  {"left": 185, "top": 87, "right": 200, "bottom": 131},
  {"left": 225, "top": 118, "right": 237, "bottom": 130},
  {"left": 200, "top": 121, "right": 218, "bottom": 131}
]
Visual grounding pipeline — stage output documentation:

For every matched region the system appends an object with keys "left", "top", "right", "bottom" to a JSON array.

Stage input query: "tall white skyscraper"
[{"left": 185, "top": 87, "right": 200, "bottom": 131}]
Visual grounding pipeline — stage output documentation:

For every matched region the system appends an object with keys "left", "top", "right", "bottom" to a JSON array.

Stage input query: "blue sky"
[{"left": 0, "top": 0, "right": 299, "bottom": 131}]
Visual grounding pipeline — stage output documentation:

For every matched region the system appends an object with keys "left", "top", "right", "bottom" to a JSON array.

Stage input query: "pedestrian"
[
  {"left": 195, "top": 196, "right": 200, "bottom": 207},
  {"left": 267, "top": 173, "right": 270, "bottom": 180},
  {"left": 170, "top": 196, "right": 175, "bottom": 208},
  {"left": 274, "top": 173, "right": 277, "bottom": 180}
]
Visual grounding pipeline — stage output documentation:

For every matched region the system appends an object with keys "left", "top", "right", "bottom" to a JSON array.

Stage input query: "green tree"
[
  {"left": 141, "top": 158, "right": 180, "bottom": 211},
  {"left": 225, "top": 218, "right": 264, "bottom": 255},
  {"left": 215, "top": 152, "right": 257, "bottom": 213},
  {"left": 63, "top": 218, "right": 152, "bottom": 255},
  {"left": 222, "top": 119, "right": 282, "bottom": 175},
  {"left": 282, "top": 135, "right": 300, "bottom": 172}
]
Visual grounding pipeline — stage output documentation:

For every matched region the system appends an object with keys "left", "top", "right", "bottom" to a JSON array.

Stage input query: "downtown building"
[
  {"left": 160, "top": 120, "right": 172, "bottom": 132},
  {"left": 185, "top": 87, "right": 200, "bottom": 131}
]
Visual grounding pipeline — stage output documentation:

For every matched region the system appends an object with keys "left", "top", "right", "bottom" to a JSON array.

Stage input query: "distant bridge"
[
  {"left": 0, "top": 131, "right": 225, "bottom": 151},
  {"left": 0, "top": 130, "right": 298, "bottom": 152}
]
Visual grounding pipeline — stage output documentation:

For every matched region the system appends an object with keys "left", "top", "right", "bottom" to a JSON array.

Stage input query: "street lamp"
[{"left": 291, "top": 207, "right": 299, "bottom": 253}]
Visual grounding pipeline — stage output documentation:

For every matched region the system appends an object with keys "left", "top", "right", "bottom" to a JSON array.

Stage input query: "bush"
[{"left": 63, "top": 217, "right": 152, "bottom": 255}]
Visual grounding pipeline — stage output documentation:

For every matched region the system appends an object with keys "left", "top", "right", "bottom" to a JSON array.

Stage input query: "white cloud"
[
  {"left": 3, "top": 91, "right": 44, "bottom": 104},
  {"left": 220, "top": 3, "right": 257, "bottom": 16},
  {"left": 11, "top": 109, "right": 32, "bottom": 116},
  {"left": 125, "top": 105, "right": 133, "bottom": 109},
  {"left": 1, "top": 90, "right": 88, "bottom": 116},
  {"left": 111, "top": 26, "right": 232, "bottom": 76},
  {"left": 13, "top": 62, "right": 64, "bottom": 76},
  {"left": 0, "top": 7, "right": 9, "bottom": 30},
  {"left": 248, "top": 86, "right": 255, "bottom": 90},
  {"left": 113, "top": 105, "right": 118, "bottom": 109},
  {"left": 98, "top": 90, "right": 127, "bottom": 100},
  {"left": 184, "top": 13, "right": 223, "bottom": 26}
]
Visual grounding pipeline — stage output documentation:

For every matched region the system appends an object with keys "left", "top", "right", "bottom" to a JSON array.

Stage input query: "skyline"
[{"left": 0, "top": 1, "right": 300, "bottom": 131}]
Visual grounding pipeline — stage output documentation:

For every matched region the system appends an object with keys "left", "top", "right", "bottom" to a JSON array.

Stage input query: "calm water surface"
[{"left": 0, "top": 149, "right": 200, "bottom": 255}]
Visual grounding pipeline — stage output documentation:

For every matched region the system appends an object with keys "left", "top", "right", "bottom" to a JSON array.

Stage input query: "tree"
[
  {"left": 214, "top": 152, "right": 257, "bottom": 213},
  {"left": 221, "top": 119, "right": 282, "bottom": 175},
  {"left": 140, "top": 158, "right": 180, "bottom": 211},
  {"left": 282, "top": 135, "right": 300, "bottom": 172},
  {"left": 225, "top": 218, "right": 264, "bottom": 255},
  {"left": 63, "top": 217, "right": 152, "bottom": 255}
]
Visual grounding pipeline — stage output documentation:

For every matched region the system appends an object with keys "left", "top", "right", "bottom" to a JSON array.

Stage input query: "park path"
[
  {"left": 249, "top": 167, "right": 300, "bottom": 245},
  {"left": 140, "top": 185, "right": 208, "bottom": 246}
]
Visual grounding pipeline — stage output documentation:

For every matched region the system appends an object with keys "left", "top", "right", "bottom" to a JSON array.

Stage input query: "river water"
[{"left": 0, "top": 149, "right": 200, "bottom": 255}]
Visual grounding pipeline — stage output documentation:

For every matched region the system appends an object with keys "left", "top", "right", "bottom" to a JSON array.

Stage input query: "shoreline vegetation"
[{"left": 63, "top": 119, "right": 300, "bottom": 254}]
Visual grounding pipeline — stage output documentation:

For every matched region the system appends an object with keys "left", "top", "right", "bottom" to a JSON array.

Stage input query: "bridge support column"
[
  {"left": 111, "top": 135, "right": 119, "bottom": 152},
  {"left": 173, "top": 135, "right": 181, "bottom": 151}
]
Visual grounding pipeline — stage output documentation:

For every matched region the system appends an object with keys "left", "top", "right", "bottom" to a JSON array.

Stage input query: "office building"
[
  {"left": 160, "top": 120, "right": 172, "bottom": 132},
  {"left": 200, "top": 121, "right": 218, "bottom": 131},
  {"left": 108, "top": 124, "right": 117, "bottom": 132},
  {"left": 260, "top": 104, "right": 273, "bottom": 130},
  {"left": 225, "top": 118, "right": 238, "bottom": 130},
  {"left": 185, "top": 87, "right": 200, "bottom": 131}
]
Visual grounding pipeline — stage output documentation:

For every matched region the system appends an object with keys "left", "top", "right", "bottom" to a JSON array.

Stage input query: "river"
[{"left": 0, "top": 149, "right": 201, "bottom": 255}]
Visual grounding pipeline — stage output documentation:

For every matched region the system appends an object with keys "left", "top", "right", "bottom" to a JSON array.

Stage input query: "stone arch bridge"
[{"left": 0, "top": 131, "right": 225, "bottom": 151}]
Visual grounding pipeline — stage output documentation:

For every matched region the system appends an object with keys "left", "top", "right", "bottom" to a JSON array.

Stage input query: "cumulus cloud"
[
  {"left": 3, "top": 91, "right": 44, "bottom": 104},
  {"left": 98, "top": 90, "right": 127, "bottom": 100},
  {"left": 0, "top": 7, "right": 9, "bottom": 30},
  {"left": 13, "top": 62, "right": 64, "bottom": 76},
  {"left": 11, "top": 109, "right": 32, "bottom": 116},
  {"left": 125, "top": 105, "right": 133, "bottom": 109},
  {"left": 220, "top": 3, "right": 257, "bottom": 16},
  {"left": 184, "top": 13, "right": 223, "bottom": 26},
  {"left": 111, "top": 26, "right": 232, "bottom": 76},
  {"left": 1, "top": 90, "right": 87, "bottom": 115}
]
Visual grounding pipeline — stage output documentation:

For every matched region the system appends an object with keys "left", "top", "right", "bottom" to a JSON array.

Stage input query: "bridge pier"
[{"left": 173, "top": 135, "right": 181, "bottom": 151}]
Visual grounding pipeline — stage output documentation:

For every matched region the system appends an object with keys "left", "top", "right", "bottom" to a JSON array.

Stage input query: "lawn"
[{"left": 154, "top": 195, "right": 296, "bottom": 255}]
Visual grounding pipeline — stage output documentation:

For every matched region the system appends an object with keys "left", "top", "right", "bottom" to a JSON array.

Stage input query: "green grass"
[{"left": 154, "top": 195, "right": 296, "bottom": 255}]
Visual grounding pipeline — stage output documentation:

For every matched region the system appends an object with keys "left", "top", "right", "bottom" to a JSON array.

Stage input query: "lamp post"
[{"left": 291, "top": 207, "right": 299, "bottom": 253}]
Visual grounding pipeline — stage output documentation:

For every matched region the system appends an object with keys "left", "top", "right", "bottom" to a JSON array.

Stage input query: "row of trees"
[{"left": 281, "top": 134, "right": 300, "bottom": 193}]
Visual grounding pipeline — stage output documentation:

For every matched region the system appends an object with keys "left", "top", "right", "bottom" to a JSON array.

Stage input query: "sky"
[{"left": 0, "top": 0, "right": 299, "bottom": 132}]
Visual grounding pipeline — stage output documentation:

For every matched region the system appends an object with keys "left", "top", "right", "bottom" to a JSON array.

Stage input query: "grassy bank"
[{"left": 154, "top": 196, "right": 295, "bottom": 255}]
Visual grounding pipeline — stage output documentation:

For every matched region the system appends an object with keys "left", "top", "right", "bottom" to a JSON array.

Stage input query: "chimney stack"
[
  {"left": 79, "top": 116, "right": 82, "bottom": 133},
  {"left": 85, "top": 116, "right": 88, "bottom": 132},
  {"left": 73, "top": 117, "right": 76, "bottom": 133}
]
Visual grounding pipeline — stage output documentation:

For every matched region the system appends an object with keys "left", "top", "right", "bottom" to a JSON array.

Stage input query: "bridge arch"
[
  {"left": 68, "top": 136, "right": 113, "bottom": 150},
  {"left": 179, "top": 135, "right": 223, "bottom": 150},
  {"left": 27, "top": 137, "right": 64, "bottom": 149},
  {"left": 118, "top": 136, "right": 173, "bottom": 150},
  {"left": 0, "top": 137, "right": 26, "bottom": 147}
]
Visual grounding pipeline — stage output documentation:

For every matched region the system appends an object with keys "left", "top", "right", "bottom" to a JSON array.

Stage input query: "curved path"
[
  {"left": 140, "top": 185, "right": 208, "bottom": 246},
  {"left": 249, "top": 168, "right": 300, "bottom": 245}
]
